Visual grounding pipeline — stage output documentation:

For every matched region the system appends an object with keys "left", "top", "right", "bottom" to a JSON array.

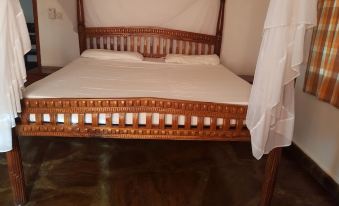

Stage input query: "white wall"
[
  {"left": 221, "top": 0, "right": 269, "bottom": 75},
  {"left": 20, "top": 0, "right": 34, "bottom": 23},
  {"left": 37, "top": 0, "right": 269, "bottom": 70},
  {"left": 37, "top": 0, "right": 80, "bottom": 67},
  {"left": 294, "top": 69, "right": 339, "bottom": 183}
]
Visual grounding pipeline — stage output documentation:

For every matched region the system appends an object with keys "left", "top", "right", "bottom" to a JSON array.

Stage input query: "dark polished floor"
[{"left": 0, "top": 137, "right": 337, "bottom": 206}]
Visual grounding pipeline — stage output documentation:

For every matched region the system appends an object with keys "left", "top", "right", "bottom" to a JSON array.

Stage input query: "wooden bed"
[{"left": 6, "top": 0, "right": 282, "bottom": 205}]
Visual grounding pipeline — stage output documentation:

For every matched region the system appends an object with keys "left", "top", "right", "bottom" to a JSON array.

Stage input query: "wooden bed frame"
[{"left": 6, "top": 0, "right": 282, "bottom": 205}]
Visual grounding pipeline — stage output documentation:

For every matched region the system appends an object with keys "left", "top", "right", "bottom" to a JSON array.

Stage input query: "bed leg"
[
  {"left": 6, "top": 130, "right": 27, "bottom": 206},
  {"left": 258, "top": 147, "right": 282, "bottom": 206}
]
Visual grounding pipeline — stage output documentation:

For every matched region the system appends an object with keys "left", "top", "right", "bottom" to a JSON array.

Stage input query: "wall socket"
[
  {"left": 48, "top": 8, "right": 56, "bottom": 19},
  {"left": 48, "top": 8, "right": 63, "bottom": 20}
]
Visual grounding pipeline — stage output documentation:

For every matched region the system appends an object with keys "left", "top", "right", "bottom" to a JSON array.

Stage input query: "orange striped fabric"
[{"left": 304, "top": 0, "right": 339, "bottom": 108}]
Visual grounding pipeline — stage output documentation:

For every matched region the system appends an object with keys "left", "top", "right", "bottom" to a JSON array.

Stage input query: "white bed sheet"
[
  {"left": 25, "top": 57, "right": 251, "bottom": 103},
  {"left": 24, "top": 57, "right": 251, "bottom": 125}
]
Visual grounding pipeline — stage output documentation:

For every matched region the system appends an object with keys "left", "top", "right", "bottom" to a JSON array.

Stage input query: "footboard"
[{"left": 17, "top": 98, "right": 250, "bottom": 141}]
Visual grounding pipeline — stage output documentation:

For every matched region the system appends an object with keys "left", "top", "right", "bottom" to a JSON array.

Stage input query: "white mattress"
[
  {"left": 25, "top": 58, "right": 251, "bottom": 126},
  {"left": 24, "top": 57, "right": 251, "bottom": 104}
]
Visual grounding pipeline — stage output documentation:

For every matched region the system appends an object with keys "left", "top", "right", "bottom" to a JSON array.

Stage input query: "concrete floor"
[{"left": 0, "top": 137, "right": 337, "bottom": 206}]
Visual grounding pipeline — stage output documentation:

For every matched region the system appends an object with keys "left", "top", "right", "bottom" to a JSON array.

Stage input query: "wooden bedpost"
[
  {"left": 77, "top": 0, "right": 86, "bottom": 54},
  {"left": 215, "top": 0, "right": 225, "bottom": 56},
  {"left": 259, "top": 148, "right": 282, "bottom": 206},
  {"left": 6, "top": 129, "right": 27, "bottom": 205}
]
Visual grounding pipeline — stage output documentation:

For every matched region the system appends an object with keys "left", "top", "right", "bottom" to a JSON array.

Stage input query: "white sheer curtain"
[
  {"left": 247, "top": 0, "right": 317, "bottom": 159},
  {"left": 83, "top": 0, "right": 220, "bottom": 35},
  {"left": 0, "top": 0, "right": 31, "bottom": 152}
]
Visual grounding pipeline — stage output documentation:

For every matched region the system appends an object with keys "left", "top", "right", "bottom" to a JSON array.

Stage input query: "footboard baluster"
[
  {"left": 159, "top": 113, "right": 165, "bottom": 129},
  {"left": 119, "top": 113, "right": 125, "bottom": 128},
  {"left": 210, "top": 117, "right": 217, "bottom": 131},
  {"left": 106, "top": 113, "right": 112, "bottom": 126},
  {"left": 146, "top": 113, "right": 152, "bottom": 129},
  {"left": 172, "top": 114, "right": 178, "bottom": 130},
  {"left": 185, "top": 116, "right": 191, "bottom": 130}
]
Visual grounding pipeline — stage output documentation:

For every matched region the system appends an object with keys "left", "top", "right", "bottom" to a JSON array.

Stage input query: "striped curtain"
[{"left": 304, "top": 0, "right": 339, "bottom": 108}]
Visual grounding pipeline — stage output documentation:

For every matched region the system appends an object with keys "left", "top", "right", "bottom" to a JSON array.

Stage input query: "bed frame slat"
[
  {"left": 92, "top": 113, "right": 99, "bottom": 127},
  {"left": 144, "top": 37, "right": 148, "bottom": 55},
  {"left": 157, "top": 37, "right": 161, "bottom": 55},
  {"left": 159, "top": 113, "right": 165, "bottom": 129},
  {"left": 197, "top": 117, "right": 204, "bottom": 130},
  {"left": 64, "top": 114, "right": 71, "bottom": 126},
  {"left": 79, "top": 114, "right": 85, "bottom": 127},
  {"left": 35, "top": 114, "right": 42, "bottom": 125},
  {"left": 130, "top": 36, "right": 134, "bottom": 52},
  {"left": 182, "top": 41, "right": 186, "bottom": 54},
  {"left": 119, "top": 113, "right": 125, "bottom": 127},
  {"left": 103, "top": 37, "right": 108, "bottom": 49},
  {"left": 172, "top": 115, "right": 178, "bottom": 130},
  {"left": 50, "top": 113, "right": 56, "bottom": 125},
  {"left": 185, "top": 116, "right": 191, "bottom": 129},
  {"left": 137, "top": 36, "right": 141, "bottom": 53},
  {"left": 124, "top": 37, "right": 128, "bottom": 51},
  {"left": 163, "top": 38, "right": 166, "bottom": 55},
  {"left": 110, "top": 37, "right": 114, "bottom": 50},
  {"left": 208, "top": 44, "right": 212, "bottom": 55},
  {"left": 133, "top": 113, "right": 138, "bottom": 129},
  {"left": 223, "top": 118, "right": 230, "bottom": 131},
  {"left": 170, "top": 39, "right": 174, "bottom": 54},
  {"left": 202, "top": 44, "right": 206, "bottom": 55},
  {"left": 236, "top": 119, "right": 244, "bottom": 133},
  {"left": 209, "top": 117, "right": 215, "bottom": 130},
  {"left": 96, "top": 37, "right": 100, "bottom": 49},
  {"left": 106, "top": 113, "right": 112, "bottom": 126},
  {"left": 90, "top": 37, "right": 95, "bottom": 49},
  {"left": 176, "top": 40, "right": 180, "bottom": 54},
  {"left": 146, "top": 113, "right": 152, "bottom": 129},
  {"left": 188, "top": 42, "right": 193, "bottom": 55}
]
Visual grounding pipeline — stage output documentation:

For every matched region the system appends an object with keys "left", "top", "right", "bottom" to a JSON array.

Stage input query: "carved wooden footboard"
[{"left": 17, "top": 98, "right": 250, "bottom": 141}]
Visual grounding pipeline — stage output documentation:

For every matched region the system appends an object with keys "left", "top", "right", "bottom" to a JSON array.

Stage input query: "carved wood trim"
[
  {"left": 18, "top": 98, "right": 250, "bottom": 141},
  {"left": 85, "top": 27, "right": 217, "bottom": 44}
]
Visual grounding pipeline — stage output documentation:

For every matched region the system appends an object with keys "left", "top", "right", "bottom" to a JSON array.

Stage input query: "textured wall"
[
  {"left": 37, "top": 0, "right": 269, "bottom": 70},
  {"left": 37, "top": 0, "right": 80, "bottom": 67},
  {"left": 220, "top": 0, "right": 269, "bottom": 75}
]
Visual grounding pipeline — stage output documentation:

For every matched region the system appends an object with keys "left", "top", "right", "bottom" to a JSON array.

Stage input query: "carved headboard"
[{"left": 77, "top": 0, "right": 225, "bottom": 58}]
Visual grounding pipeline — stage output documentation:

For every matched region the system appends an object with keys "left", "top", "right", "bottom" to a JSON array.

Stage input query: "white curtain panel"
[
  {"left": 246, "top": 0, "right": 317, "bottom": 159},
  {"left": 83, "top": 0, "right": 220, "bottom": 35},
  {"left": 0, "top": 0, "right": 30, "bottom": 152}
]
